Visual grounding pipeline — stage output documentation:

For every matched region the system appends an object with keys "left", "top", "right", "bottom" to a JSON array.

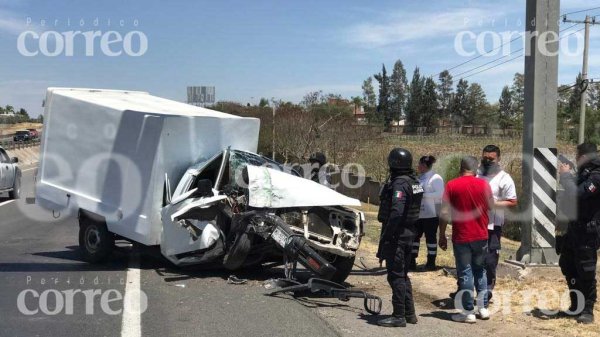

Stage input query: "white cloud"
[{"left": 344, "top": 8, "right": 501, "bottom": 49}]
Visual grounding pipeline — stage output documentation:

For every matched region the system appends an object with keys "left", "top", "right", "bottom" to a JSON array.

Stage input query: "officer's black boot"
[
  {"left": 577, "top": 302, "right": 595, "bottom": 324},
  {"left": 409, "top": 258, "right": 417, "bottom": 271},
  {"left": 558, "top": 283, "right": 580, "bottom": 318},
  {"left": 425, "top": 256, "right": 436, "bottom": 271},
  {"left": 405, "top": 313, "right": 418, "bottom": 324},
  {"left": 577, "top": 311, "right": 594, "bottom": 324},
  {"left": 377, "top": 316, "right": 407, "bottom": 327}
]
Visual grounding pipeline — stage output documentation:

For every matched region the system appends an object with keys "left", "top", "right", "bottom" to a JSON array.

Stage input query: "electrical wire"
[
  {"left": 561, "top": 6, "right": 600, "bottom": 17},
  {"left": 440, "top": 23, "right": 579, "bottom": 80},
  {"left": 455, "top": 27, "right": 585, "bottom": 81}
]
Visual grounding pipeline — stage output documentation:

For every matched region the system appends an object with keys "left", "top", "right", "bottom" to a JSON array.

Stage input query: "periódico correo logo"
[{"left": 17, "top": 30, "right": 148, "bottom": 57}]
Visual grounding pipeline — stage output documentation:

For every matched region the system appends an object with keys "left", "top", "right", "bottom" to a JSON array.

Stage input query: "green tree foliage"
[
  {"left": 361, "top": 77, "right": 377, "bottom": 110},
  {"left": 390, "top": 60, "right": 408, "bottom": 121},
  {"left": 374, "top": 64, "right": 391, "bottom": 129},
  {"left": 510, "top": 73, "right": 525, "bottom": 119},
  {"left": 498, "top": 85, "right": 514, "bottom": 129},
  {"left": 421, "top": 77, "right": 438, "bottom": 131},
  {"left": 450, "top": 78, "right": 469, "bottom": 126},
  {"left": 466, "top": 83, "right": 487, "bottom": 125},
  {"left": 567, "top": 73, "right": 583, "bottom": 123},
  {"left": 258, "top": 98, "right": 270, "bottom": 107},
  {"left": 437, "top": 70, "right": 453, "bottom": 120},
  {"left": 405, "top": 67, "right": 423, "bottom": 131}
]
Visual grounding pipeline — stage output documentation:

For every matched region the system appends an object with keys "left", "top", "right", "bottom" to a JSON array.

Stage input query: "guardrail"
[{"left": 0, "top": 139, "right": 41, "bottom": 151}]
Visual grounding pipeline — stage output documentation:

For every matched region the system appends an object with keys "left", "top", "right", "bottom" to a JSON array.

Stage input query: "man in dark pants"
[
  {"left": 557, "top": 142, "right": 600, "bottom": 324},
  {"left": 376, "top": 148, "right": 424, "bottom": 327}
]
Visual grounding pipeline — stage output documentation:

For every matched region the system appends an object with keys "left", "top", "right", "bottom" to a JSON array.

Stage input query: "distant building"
[
  {"left": 187, "top": 86, "right": 215, "bottom": 107},
  {"left": 0, "top": 111, "right": 15, "bottom": 117}
]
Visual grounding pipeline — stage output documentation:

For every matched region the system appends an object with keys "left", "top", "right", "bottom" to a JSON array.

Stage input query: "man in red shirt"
[{"left": 438, "top": 156, "right": 493, "bottom": 323}]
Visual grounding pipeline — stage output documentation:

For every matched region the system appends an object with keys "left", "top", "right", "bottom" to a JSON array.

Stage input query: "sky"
[{"left": 0, "top": 0, "right": 599, "bottom": 117}]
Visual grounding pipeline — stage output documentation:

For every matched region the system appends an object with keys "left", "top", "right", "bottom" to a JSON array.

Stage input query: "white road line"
[
  {"left": 121, "top": 253, "right": 142, "bottom": 337},
  {"left": 0, "top": 200, "right": 15, "bottom": 207}
]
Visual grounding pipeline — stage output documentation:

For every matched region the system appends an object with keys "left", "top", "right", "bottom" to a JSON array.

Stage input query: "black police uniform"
[
  {"left": 377, "top": 172, "right": 424, "bottom": 319},
  {"left": 558, "top": 155, "right": 600, "bottom": 319}
]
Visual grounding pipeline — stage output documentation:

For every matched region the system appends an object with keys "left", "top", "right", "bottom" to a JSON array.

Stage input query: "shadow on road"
[{"left": 420, "top": 310, "right": 455, "bottom": 322}]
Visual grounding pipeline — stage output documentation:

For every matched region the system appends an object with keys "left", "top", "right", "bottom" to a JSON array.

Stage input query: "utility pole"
[
  {"left": 563, "top": 15, "right": 599, "bottom": 143},
  {"left": 517, "top": 0, "right": 560, "bottom": 265},
  {"left": 272, "top": 105, "right": 276, "bottom": 160}
]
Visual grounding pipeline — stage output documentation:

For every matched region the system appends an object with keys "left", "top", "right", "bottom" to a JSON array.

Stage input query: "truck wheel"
[
  {"left": 78, "top": 216, "right": 114, "bottom": 263},
  {"left": 8, "top": 174, "right": 21, "bottom": 200},
  {"left": 223, "top": 232, "right": 252, "bottom": 270},
  {"left": 328, "top": 255, "right": 356, "bottom": 284}
]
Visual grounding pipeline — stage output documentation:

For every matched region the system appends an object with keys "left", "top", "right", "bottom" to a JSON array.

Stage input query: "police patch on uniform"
[
  {"left": 589, "top": 182, "right": 597, "bottom": 193},
  {"left": 393, "top": 191, "right": 404, "bottom": 199},
  {"left": 412, "top": 184, "right": 424, "bottom": 194}
]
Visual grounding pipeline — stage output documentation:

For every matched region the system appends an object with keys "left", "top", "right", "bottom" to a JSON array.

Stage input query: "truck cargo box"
[{"left": 36, "top": 88, "right": 260, "bottom": 245}]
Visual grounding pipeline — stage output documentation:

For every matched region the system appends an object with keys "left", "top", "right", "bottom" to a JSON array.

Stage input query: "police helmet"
[{"left": 388, "top": 148, "right": 413, "bottom": 170}]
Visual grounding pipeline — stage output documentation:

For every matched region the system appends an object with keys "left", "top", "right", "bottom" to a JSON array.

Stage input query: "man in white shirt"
[{"left": 477, "top": 145, "right": 518, "bottom": 302}]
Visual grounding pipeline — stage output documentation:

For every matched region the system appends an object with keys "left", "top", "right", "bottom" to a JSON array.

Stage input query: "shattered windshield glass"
[{"left": 228, "top": 151, "right": 299, "bottom": 187}]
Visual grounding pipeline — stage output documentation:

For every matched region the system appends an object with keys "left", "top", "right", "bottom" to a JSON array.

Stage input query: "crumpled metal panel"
[{"left": 246, "top": 165, "right": 360, "bottom": 208}]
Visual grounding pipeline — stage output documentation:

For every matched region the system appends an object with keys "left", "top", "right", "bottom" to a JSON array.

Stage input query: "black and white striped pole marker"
[{"left": 532, "top": 148, "right": 558, "bottom": 249}]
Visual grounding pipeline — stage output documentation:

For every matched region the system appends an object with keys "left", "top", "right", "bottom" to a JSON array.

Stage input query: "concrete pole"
[
  {"left": 272, "top": 105, "right": 276, "bottom": 160},
  {"left": 578, "top": 15, "right": 590, "bottom": 144},
  {"left": 517, "top": 0, "right": 560, "bottom": 265}
]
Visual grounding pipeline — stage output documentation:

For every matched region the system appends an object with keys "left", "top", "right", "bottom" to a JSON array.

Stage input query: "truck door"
[
  {"left": 0, "top": 149, "right": 13, "bottom": 190},
  {"left": 159, "top": 149, "right": 231, "bottom": 266}
]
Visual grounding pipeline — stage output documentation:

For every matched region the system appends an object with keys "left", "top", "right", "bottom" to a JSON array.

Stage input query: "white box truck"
[{"left": 36, "top": 88, "right": 364, "bottom": 283}]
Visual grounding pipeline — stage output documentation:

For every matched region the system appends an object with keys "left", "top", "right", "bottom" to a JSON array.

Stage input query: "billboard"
[{"left": 187, "top": 86, "right": 215, "bottom": 106}]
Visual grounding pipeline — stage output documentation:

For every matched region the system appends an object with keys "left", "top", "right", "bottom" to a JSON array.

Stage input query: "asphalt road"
[{"left": 0, "top": 169, "right": 340, "bottom": 337}]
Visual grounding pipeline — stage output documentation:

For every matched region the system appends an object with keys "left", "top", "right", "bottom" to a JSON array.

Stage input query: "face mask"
[{"left": 481, "top": 159, "right": 499, "bottom": 175}]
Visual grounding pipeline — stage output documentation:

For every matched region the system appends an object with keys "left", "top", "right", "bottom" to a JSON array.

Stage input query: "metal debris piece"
[{"left": 227, "top": 275, "right": 248, "bottom": 285}]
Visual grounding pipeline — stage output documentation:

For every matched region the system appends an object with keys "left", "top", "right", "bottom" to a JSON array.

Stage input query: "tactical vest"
[{"left": 377, "top": 175, "right": 424, "bottom": 226}]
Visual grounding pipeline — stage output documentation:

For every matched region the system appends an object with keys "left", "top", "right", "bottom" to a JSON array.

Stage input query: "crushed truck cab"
[{"left": 36, "top": 88, "right": 364, "bottom": 283}]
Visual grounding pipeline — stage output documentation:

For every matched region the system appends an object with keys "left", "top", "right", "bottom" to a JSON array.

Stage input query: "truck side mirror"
[
  {"left": 192, "top": 179, "right": 214, "bottom": 198},
  {"left": 11, "top": 157, "right": 18, "bottom": 163}
]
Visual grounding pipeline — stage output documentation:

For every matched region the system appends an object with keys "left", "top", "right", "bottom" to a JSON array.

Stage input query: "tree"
[
  {"left": 567, "top": 73, "right": 584, "bottom": 123},
  {"left": 421, "top": 77, "right": 438, "bottom": 131},
  {"left": 510, "top": 73, "right": 525, "bottom": 119},
  {"left": 4, "top": 105, "right": 14, "bottom": 114},
  {"left": 450, "top": 79, "right": 469, "bottom": 126},
  {"left": 437, "top": 70, "right": 453, "bottom": 120},
  {"left": 18, "top": 108, "right": 30, "bottom": 120},
  {"left": 258, "top": 98, "right": 270, "bottom": 107},
  {"left": 498, "top": 85, "right": 513, "bottom": 129},
  {"left": 390, "top": 60, "right": 408, "bottom": 122},
  {"left": 374, "top": 64, "right": 391, "bottom": 129},
  {"left": 361, "top": 77, "right": 377, "bottom": 110},
  {"left": 404, "top": 67, "right": 425, "bottom": 131},
  {"left": 466, "top": 83, "right": 487, "bottom": 125}
]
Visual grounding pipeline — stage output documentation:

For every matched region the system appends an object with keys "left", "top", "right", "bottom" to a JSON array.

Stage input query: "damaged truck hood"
[{"left": 246, "top": 165, "right": 361, "bottom": 208}]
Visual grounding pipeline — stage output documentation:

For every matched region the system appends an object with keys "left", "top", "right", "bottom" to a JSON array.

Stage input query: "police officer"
[
  {"left": 557, "top": 142, "right": 600, "bottom": 324},
  {"left": 376, "top": 148, "right": 424, "bottom": 327}
]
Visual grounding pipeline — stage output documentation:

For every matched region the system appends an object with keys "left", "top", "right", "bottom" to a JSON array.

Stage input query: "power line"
[
  {"left": 453, "top": 27, "right": 584, "bottom": 81},
  {"left": 436, "top": 23, "right": 579, "bottom": 79},
  {"left": 561, "top": 6, "right": 600, "bottom": 17},
  {"left": 460, "top": 54, "right": 523, "bottom": 80}
]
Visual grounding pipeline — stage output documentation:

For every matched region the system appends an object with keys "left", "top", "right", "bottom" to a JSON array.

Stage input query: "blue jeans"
[{"left": 453, "top": 240, "right": 489, "bottom": 312}]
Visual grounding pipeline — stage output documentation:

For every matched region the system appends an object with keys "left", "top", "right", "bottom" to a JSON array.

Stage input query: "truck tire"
[
  {"left": 328, "top": 255, "right": 356, "bottom": 284},
  {"left": 78, "top": 215, "right": 114, "bottom": 263},
  {"left": 8, "top": 173, "right": 20, "bottom": 200},
  {"left": 223, "top": 232, "right": 252, "bottom": 270}
]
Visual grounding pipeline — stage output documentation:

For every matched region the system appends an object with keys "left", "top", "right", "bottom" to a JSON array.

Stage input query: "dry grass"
[{"left": 0, "top": 123, "right": 42, "bottom": 135}]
